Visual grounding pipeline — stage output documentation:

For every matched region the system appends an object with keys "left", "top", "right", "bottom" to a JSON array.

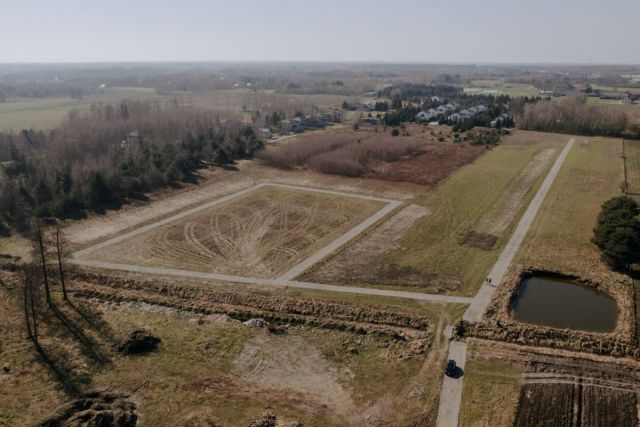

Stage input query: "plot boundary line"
[
  {"left": 72, "top": 182, "right": 398, "bottom": 259},
  {"left": 68, "top": 181, "right": 473, "bottom": 303}
]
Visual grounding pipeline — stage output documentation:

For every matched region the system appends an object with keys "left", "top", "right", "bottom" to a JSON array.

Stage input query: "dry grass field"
[
  {"left": 305, "top": 131, "right": 565, "bottom": 295},
  {"left": 459, "top": 344, "right": 522, "bottom": 427},
  {"left": 515, "top": 137, "right": 624, "bottom": 277},
  {"left": 0, "top": 87, "right": 162, "bottom": 131},
  {"left": 624, "top": 139, "right": 640, "bottom": 194},
  {"left": 0, "top": 267, "right": 455, "bottom": 426},
  {"left": 83, "top": 185, "right": 385, "bottom": 278}
]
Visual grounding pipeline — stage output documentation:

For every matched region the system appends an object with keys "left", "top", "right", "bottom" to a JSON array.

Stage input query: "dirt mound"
[
  {"left": 38, "top": 391, "right": 137, "bottom": 427},
  {"left": 71, "top": 272, "right": 433, "bottom": 334},
  {"left": 247, "top": 411, "right": 302, "bottom": 427},
  {"left": 248, "top": 412, "right": 277, "bottom": 427},
  {"left": 116, "top": 330, "right": 161, "bottom": 354},
  {"left": 243, "top": 318, "right": 268, "bottom": 328}
]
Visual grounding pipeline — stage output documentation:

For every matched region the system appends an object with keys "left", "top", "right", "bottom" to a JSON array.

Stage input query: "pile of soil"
[
  {"left": 38, "top": 391, "right": 137, "bottom": 427},
  {"left": 248, "top": 412, "right": 277, "bottom": 427},
  {"left": 116, "top": 330, "right": 161, "bottom": 354},
  {"left": 243, "top": 318, "right": 268, "bottom": 328}
]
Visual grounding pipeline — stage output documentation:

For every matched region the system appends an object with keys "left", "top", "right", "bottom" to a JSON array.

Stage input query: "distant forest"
[
  {"left": 0, "top": 101, "right": 263, "bottom": 233},
  {"left": 511, "top": 95, "right": 640, "bottom": 139}
]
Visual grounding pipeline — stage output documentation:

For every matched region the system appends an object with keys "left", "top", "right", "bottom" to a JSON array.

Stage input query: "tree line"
[
  {"left": 0, "top": 101, "right": 263, "bottom": 233},
  {"left": 512, "top": 94, "right": 639, "bottom": 139}
]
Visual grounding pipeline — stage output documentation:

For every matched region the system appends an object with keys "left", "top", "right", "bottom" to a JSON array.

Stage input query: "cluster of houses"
[
  {"left": 274, "top": 110, "right": 343, "bottom": 135},
  {"left": 490, "top": 112, "right": 512, "bottom": 128},
  {"left": 415, "top": 101, "right": 460, "bottom": 122},
  {"left": 447, "top": 104, "right": 489, "bottom": 123},
  {"left": 621, "top": 92, "right": 638, "bottom": 104}
]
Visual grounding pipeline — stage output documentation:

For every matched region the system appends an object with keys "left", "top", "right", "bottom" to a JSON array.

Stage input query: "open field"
[
  {"left": 0, "top": 88, "right": 350, "bottom": 132},
  {"left": 81, "top": 185, "right": 386, "bottom": 279},
  {"left": 624, "top": 139, "right": 640, "bottom": 194},
  {"left": 0, "top": 87, "right": 162, "bottom": 131},
  {"left": 515, "top": 136, "right": 624, "bottom": 277},
  {"left": 312, "top": 131, "right": 565, "bottom": 296},
  {"left": 177, "top": 89, "right": 349, "bottom": 114},
  {"left": 467, "top": 80, "right": 540, "bottom": 97},
  {"left": 0, "top": 266, "right": 453, "bottom": 426}
]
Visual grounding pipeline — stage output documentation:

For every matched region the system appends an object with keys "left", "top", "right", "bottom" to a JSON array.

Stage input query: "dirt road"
[{"left": 69, "top": 258, "right": 473, "bottom": 304}]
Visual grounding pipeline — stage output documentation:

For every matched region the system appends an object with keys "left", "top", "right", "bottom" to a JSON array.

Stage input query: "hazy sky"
[{"left": 1, "top": 0, "right": 638, "bottom": 64}]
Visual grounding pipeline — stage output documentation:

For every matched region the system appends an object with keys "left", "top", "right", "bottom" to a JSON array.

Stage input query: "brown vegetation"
[
  {"left": 257, "top": 129, "right": 486, "bottom": 185},
  {"left": 69, "top": 271, "right": 433, "bottom": 337},
  {"left": 515, "top": 94, "right": 636, "bottom": 138}
]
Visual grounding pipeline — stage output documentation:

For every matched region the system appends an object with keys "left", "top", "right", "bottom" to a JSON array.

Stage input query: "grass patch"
[
  {"left": 389, "top": 131, "right": 566, "bottom": 296},
  {"left": 516, "top": 137, "right": 624, "bottom": 276},
  {"left": 459, "top": 356, "right": 522, "bottom": 427},
  {"left": 624, "top": 139, "right": 640, "bottom": 194}
]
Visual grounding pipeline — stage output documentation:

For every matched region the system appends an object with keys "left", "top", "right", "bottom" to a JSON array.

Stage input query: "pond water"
[{"left": 511, "top": 276, "right": 618, "bottom": 332}]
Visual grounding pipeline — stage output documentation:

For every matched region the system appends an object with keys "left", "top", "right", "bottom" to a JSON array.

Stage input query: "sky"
[{"left": 1, "top": 0, "right": 638, "bottom": 64}]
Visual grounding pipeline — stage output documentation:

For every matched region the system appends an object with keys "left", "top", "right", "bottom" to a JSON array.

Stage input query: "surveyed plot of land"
[
  {"left": 624, "top": 139, "right": 640, "bottom": 194},
  {"left": 81, "top": 185, "right": 386, "bottom": 278},
  {"left": 333, "top": 131, "right": 566, "bottom": 295},
  {"left": 516, "top": 137, "right": 624, "bottom": 277}
]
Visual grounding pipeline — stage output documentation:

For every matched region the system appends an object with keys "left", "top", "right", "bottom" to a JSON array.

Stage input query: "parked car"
[{"left": 444, "top": 359, "right": 458, "bottom": 377}]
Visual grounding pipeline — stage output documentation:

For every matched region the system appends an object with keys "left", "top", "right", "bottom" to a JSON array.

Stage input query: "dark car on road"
[{"left": 444, "top": 359, "right": 457, "bottom": 377}]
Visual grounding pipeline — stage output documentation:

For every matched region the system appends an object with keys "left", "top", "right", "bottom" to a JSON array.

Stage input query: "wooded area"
[{"left": 0, "top": 101, "right": 263, "bottom": 232}]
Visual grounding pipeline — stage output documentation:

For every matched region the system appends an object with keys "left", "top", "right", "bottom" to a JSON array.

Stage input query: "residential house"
[{"left": 360, "top": 117, "right": 380, "bottom": 126}]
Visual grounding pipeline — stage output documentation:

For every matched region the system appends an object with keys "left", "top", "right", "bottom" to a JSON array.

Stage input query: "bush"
[{"left": 391, "top": 128, "right": 400, "bottom": 136}]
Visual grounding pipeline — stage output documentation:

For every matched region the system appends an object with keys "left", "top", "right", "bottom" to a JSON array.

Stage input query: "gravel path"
[{"left": 69, "top": 259, "right": 474, "bottom": 304}]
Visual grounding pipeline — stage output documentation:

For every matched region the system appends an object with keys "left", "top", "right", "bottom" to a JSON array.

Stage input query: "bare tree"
[
  {"left": 55, "top": 226, "right": 68, "bottom": 301},
  {"left": 32, "top": 221, "right": 52, "bottom": 307},
  {"left": 22, "top": 275, "right": 33, "bottom": 340}
]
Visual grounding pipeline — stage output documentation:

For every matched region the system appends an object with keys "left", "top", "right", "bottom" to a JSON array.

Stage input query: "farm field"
[
  {"left": 319, "top": 131, "right": 566, "bottom": 296},
  {"left": 459, "top": 340, "right": 640, "bottom": 427},
  {"left": 0, "top": 88, "right": 349, "bottom": 132},
  {"left": 0, "top": 87, "right": 162, "bottom": 131},
  {"left": 514, "top": 383, "right": 637, "bottom": 427},
  {"left": 82, "top": 185, "right": 386, "bottom": 278},
  {"left": 458, "top": 344, "right": 522, "bottom": 427},
  {"left": 515, "top": 136, "right": 624, "bottom": 277},
  {"left": 177, "top": 89, "right": 349, "bottom": 114},
  {"left": 466, "top": 80, "right": 540, "bottom": 97}
]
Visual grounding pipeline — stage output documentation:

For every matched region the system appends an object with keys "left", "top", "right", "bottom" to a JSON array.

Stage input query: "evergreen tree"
[{"left": 592, "top": 196, "right": 640, "bottom": 269}]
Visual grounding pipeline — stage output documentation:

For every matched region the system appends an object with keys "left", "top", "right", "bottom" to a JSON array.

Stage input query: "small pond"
[{"left": 511, "top": 275, "right": 618, "bottom": 332}]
